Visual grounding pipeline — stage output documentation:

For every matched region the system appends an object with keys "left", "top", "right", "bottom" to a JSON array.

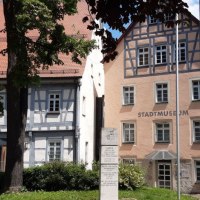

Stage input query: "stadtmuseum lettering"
[{"left": 138, "top": 110, "right": 188, "bottom": 118}]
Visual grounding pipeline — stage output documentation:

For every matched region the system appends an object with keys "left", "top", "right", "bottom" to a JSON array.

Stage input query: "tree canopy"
[
  {"left": 3, "top": 0, "right": 95, "bottom": 86},
  {"left": 84, "top": 0, "right": 189, "bottom": 62}
]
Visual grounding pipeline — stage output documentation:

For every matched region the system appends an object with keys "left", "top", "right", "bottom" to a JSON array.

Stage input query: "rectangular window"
[
  {"left": 193, "top": 121, "right": 200, "bottom": 142},
  {"left": 0, "top": 95, "right": 4, "bottom": 116},
  {"left": 192, "top": 80, "right": 200, "bottom": 101},
  {"left": 155, "top": 123, "right": 170, "bottom": 143},
  {"left": 123, "top": 86, "right": 134, "bottom": 105},
  {"left": 82, "top": 96, "right": 86, "bottom": 116},
  {"left": 195, "top": 161, "right": 200, "bottom": 182},
  {"left": 156, "top": 83, "right": 168, "bottom": 103},
  {"left": 49, "top": 93, "right": 60, "bottom": 112},
  {"left": 149, "top": 16, "right": 157, "bottom": 24},
  {"left": 164, "top": 13, "right": 174, "bottom": 22},
  {"left": 138, "top": 47, "right": 149, "bottom": 66},
  {"left": 174, "top": 42, "right": 186, "bottom": 62},
  {"left": 48, "top": 140, "right": 61, "bottom": 162},
  {"left": 149, "top": 14, "right": 174, "bottom": 24},
  {"left": 122, "top": 158, "right": 135, "bottom": 165},
  {"left": 155, "top": 45, "right": 167, "bottom": 64},
  {"left": 123, "top": 123, "right": 134, "bottom": 143}
]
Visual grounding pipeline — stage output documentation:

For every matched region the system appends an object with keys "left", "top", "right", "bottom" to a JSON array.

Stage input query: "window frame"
[
  {"left": 82, "top": 96, "right": 86, "bottom": 116},
  {"left": 48, "top": 139, "right": 62, "bottom": 162},
  {"left": 155, "top": 45, "right": 167, "bottom": 65},
  {"left": 155, "top": 122, "right": 170, "bottom": 143},
  {"left": 122, "top": 158, "right": 135, "bottom": 165},
  {"left": 164, "top": 13, "right": 174, "bottom": 22},
  {"left": 192, "top": 120, "right": 200, "bottom": 143},
  {"left": 122, "top": 86, "right": 134, "bottom": 105},
  {"left": 195, "top": 160, "right": 200, "bottom": 182},
  {"left": 149, "top": 16, "right": 158, "bottom": 24},
  {"left": 155, "top": 82, "right": 169, "bottom": 103},
  {"left": 191, "top": 80, "right": 200, "bottom": 101},
  {"left": 122, "top": 122, "right": 135, "bottom": 144},
  {"left": 173, "top": 42, "right": 186, "bottom": 63},
  {"left": 137, "top": 47, "right": 149, "bottom": 67},
  {"left": 48, "top": 92, "right": 61, "bottom": 113},
  {"left": 0, "top": 94, "right": 5, "bottom": 116},
  {"left": 149, "top": 14, "right": 174, "bottom": 25}
]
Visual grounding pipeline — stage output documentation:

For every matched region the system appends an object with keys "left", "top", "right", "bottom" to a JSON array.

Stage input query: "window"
[
  {"left": 48, "top": 140, "right": 61, "bottom": 161},
  {"left": 155, "top": 45, "right": 167, "bottom": 64},
  {"left": 123, "top": 86, "right": 134, "bottom": 105},
  {"left": 138, "top": 47, "right": 149, "bottom": 66},
  {"left": 149, "top": 16, "right": 157, "bottom": 24},
  {"left": 155, "top": 123, "right": 170, "bottom": 143},
  {"left": 122, "top": 158, "right": 135, "bottom": 165},
  {"left": 164, "top": 13, "right": 174, "bottom": 22},
  {"left": 122, "top": 123, "right": 134, "bottom": 143},
  {"left": 156, "top": 83, "right": 168, "bottom": 103},
  {"left": 82, "top": 96, "right": 86, "bottom": 116},
  {"left": 0, "top": 95, "right": 4, "bottom": 116},
  {"left": 174, "top": 42, "right": 186, "bottom": 62},
  {"left": 149, "top": 14, "right": 174, "bottom": 24},
  {"left": 192, "top": 80, "right": 200, "bottom": 101},
  {"left": 193, "top": 120, "right": 200, "bottom": 142},
  {"left": 49, "top": 93, "right": 60, "bottom": 112},
  {"left": 195, "top": 161, "right": 200, "bottom": 182}
]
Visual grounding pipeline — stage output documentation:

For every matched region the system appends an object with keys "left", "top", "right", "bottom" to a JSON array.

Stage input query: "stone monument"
[{"left": 100, "top": 128, "right": 118, "bottom": 200}]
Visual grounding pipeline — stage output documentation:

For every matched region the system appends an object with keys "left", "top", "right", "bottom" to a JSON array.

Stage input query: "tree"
[
  {"left": 2, "top": 0, "right": 94, "bottom": 192},
  {"left": 2, "top": 0, "right": 189, "bottom": 192},
  {"left": 84, "top": 0, "right": 189, "bottom": 62}
]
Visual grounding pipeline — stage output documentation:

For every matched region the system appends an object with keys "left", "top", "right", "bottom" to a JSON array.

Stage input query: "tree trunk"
[
  {"left": 4, "top": 83, "right": 28, "bottom": 192},
  {"left": 3, "top": 0, "right": 28, "bottom": 192}
]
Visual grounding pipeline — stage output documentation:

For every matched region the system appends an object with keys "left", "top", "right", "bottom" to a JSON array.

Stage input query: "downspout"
[{"left": 75, "top": 78, "right": 81, "bottom": 163}]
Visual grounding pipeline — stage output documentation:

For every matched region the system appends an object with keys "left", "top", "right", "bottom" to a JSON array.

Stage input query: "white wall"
[{"left": 79, "top": 25, "right": 104, "bottom": 169}]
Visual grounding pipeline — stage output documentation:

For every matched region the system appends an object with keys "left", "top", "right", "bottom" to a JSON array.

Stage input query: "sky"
[{"left": 110, "top": 0, "right": 200, "bottom": 39}]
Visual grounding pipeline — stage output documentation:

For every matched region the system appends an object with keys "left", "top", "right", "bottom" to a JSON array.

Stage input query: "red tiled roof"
[{"left": 0, "top": 0, "right": 92, "bottom": 79}]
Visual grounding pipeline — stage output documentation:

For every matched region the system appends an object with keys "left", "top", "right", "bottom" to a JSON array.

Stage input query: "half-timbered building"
[
  {"left": 104, "top": 13, "right": 200, "bottom": 193},
  {"left": 0, "top": 1, "right": 104, "bottom": 170}
]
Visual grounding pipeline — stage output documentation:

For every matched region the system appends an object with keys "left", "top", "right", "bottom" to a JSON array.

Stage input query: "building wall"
[
  {"left": 104, "top": 14, "right": 200, "bottom": 193},
  {"left": 79, "top": 28, "right": 104, "bottom": 169},
  {"left": 0, "top": 81, "right": 78, "bottom": 169}
]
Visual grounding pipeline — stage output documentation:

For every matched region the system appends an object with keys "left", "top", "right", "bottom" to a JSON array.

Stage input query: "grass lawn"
[{"left": 0, "top": 188, "right": 197, "bottom": 200}]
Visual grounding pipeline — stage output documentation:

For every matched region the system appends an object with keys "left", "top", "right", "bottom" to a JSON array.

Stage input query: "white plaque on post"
[{"left": 100, "top": 128, "right": 118, "bottom": 200}]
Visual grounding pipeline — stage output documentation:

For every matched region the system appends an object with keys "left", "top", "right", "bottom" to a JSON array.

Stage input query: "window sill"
[
  {"left": 155, "top": 101, "right": 168, "bottom": 104},
  {"left": 47, "top": 111, "right": 60, "bottom": 115},
  {"left": 193, "top": 141, "right": 200, "bottom": 144},
  {"left": 192, "top": 99, "right": 200, "bottom": 102},
  {"left": 122, "top": 142, "right": 135, "bottom": 144},
  {"left": 122, "top": 103, "right": 134, "bottom": 106},
  {"left": 155, "top": 63, "right": 167, "bottom": 66},
  {"left": 155, "top": 141, "right": 170, "bottom": 144}
]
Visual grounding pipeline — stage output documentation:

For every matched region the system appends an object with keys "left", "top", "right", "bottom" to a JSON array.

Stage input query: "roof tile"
[{"left": 0, "top": 0, "right": 92, "bottom": 78}]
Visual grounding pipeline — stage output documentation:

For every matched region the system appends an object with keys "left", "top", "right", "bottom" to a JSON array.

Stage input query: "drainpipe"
[{"left": 75, "top": 78, "right": 81, "bottom": 163}]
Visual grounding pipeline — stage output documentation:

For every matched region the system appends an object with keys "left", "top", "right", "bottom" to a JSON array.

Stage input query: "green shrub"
[
  {"left": 23, "top": 161, "right": 145, "bottom": 191},
  {"left": 23, "top": 162, "right": 99, "bottom": 191},
  {"left": 119, "top": 163, "right": 145, "bottom": 190},
  {"left": 23, "top": 165, "right": 48, "bottom": 190}
]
